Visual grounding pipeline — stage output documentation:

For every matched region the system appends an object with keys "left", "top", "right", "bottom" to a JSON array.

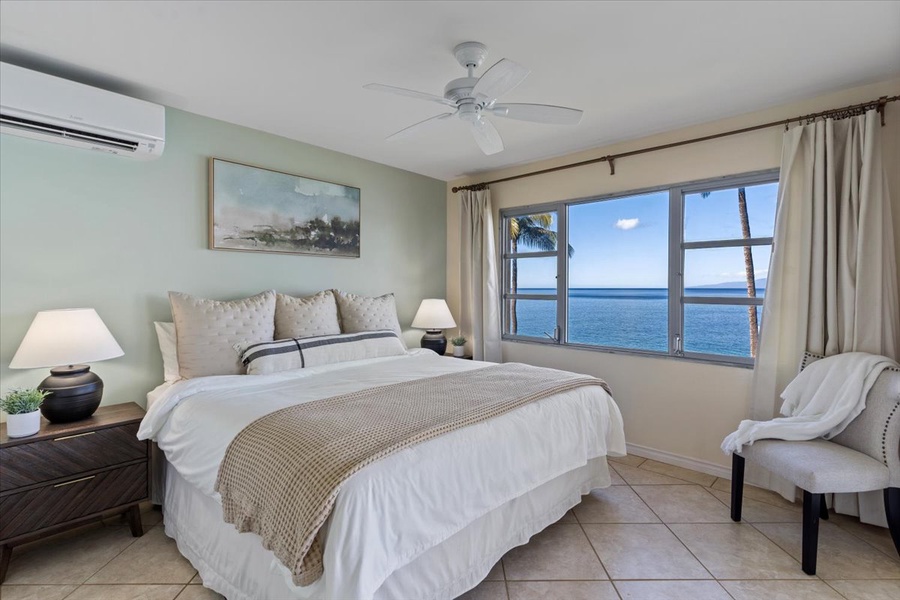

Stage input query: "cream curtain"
[
  {"left": 459, "top": 188, "right": 502, "bottom": 362},
  {"left": 749, "top": 109, "right": 900, "bottom": 526}
]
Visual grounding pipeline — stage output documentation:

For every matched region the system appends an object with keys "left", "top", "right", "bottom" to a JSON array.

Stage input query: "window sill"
[{"left": 501, "top": 336, "right": 754, "bottom": 369}]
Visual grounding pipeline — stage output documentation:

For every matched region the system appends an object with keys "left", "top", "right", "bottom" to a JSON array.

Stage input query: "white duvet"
[{"left": 139, "top": 350, "right": 626, "bottom": 600}]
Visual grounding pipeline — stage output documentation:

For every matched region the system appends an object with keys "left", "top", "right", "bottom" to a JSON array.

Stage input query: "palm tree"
[{"left": 507, "top": 214, "right": 573, "bottom": 334}]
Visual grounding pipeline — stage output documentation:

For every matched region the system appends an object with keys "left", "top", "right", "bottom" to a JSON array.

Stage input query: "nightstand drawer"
[
  {"left": 0, "top": 423, "right": 146, "bottom": 493},
  {"left": 0, "top": 462, "right": 148, "bottom": 540}
]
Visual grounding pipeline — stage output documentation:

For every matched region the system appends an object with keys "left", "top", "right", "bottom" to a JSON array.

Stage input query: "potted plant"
[
  {"left": 1, "top": 388, "right": 48, "bottom": 438},
  {"left": 450, "top": 336, "right": 467, "bottom": 358}
]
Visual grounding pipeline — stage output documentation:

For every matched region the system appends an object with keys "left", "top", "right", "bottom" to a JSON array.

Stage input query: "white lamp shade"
[
  {"left": 411, "top": 299, "right": 457, "bottom": 330},
  {"left": 9, "top": 308, "right": 124, "bottom": 369}
]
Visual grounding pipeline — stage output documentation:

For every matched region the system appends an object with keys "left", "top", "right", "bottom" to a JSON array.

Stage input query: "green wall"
[{"left": 0, "top": 108, "right": 447, "bottom": 407}]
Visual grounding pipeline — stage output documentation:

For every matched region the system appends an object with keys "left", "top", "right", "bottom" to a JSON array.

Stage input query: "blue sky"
[{"left": 515, "top": 182, "right": 778, "bottom": 288}]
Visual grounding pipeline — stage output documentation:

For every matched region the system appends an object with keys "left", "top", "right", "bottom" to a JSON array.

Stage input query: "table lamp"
[
  {"left": 9, "top": 308, "right": 124, "bottom": 423},
  {"left": 411, "top": 299, "right": 457, "bottom": 355}
]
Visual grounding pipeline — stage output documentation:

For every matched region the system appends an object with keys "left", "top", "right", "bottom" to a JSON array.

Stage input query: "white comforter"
[{"left": 139, "top": 350, "right": 626, "bottom": 600}]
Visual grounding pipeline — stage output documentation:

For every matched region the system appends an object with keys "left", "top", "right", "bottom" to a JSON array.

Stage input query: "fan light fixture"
[{"left": 364, "top": 41, "right": 583, "bottom": 155}]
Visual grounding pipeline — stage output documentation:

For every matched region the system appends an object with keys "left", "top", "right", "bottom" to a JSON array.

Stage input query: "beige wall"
[{"left": 447, "top": 79, "right": 900, "bottom": 473}]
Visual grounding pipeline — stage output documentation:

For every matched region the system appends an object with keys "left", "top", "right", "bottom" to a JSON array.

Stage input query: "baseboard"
[{"left": 624, "top": 442, "right": 733, "bottom": 480}]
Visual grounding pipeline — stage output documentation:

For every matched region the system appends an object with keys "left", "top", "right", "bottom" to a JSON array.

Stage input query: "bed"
[{"left": 139, "top": 348, "right": 625, "bottom": 600}]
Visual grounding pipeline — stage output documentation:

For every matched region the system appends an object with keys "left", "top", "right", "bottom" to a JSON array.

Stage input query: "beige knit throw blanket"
[{"left": 215, "top": 362, "right": 611, "bottom": 587}]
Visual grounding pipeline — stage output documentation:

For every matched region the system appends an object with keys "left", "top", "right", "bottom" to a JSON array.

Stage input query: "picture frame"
[{"left": 208, "top": 158, "right": 361, "bottom": 258}]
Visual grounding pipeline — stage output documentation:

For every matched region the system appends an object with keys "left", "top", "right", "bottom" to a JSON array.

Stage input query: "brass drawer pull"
[
  {"left": 53, "top": 431, "right": 96, "bottom": 442},
  {"left": 53, "top": 475, "right": 96, "bottom": 488}
]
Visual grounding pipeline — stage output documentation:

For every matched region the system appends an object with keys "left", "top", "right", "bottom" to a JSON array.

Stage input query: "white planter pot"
[
  {"left": 6, "top": 409, "right": 41, "bottom": 438},
  {"left": 452, "top": 345, "right": 466, "bottom": 357}
]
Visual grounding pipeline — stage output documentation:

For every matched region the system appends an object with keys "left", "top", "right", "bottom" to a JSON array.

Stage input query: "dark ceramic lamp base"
[
  {"left": 38, "top": 365, "right": 104, "bottom": 423},
  {"left": 420, "top": 330, "right": 448, "bottom": 355}
]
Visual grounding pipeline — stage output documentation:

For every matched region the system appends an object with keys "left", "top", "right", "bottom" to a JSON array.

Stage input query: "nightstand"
[
  {"left": 446, "top": 353, "right": 474, "bottom": 360},
  {"left": 0, "top": 402, "right": 149, "bottom": 583}
]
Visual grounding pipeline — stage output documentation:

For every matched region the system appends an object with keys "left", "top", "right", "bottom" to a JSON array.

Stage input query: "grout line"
[
  {"left": 573, "top": 496, "right": 614, "bottom": 584},
  {"left": 819, "top": 578, "right": 852, "bottom": 600},
  {"left": 500, "top": 555, "right": 510, "bottom": 600}
]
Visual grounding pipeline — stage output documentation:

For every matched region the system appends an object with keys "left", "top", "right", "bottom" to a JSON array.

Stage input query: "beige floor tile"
[
  {"left": 707, "top": 488, "right": 800, "bottom": 523},
  {"left": 754, "top": 522, "right": 900, "bottom": 579},
  {"left": 825, "top": 579, "right": 900, "bottom": 600},
  {"left": 573, "top": 486, "right": 660, "bottom": 523},
  {"left": 455, "top": 580, "right": 508, "bottom": 600},
  {"left": 66, "top": 584, "right": 185, "bottom": 600},
  {"left": 175, "top": 585, "right": 225, "bottom": 600},
  {"left": 189, "top": 574, "right": 202, "bottom": 584},
  {"left": 582, "top": 523, "right": 710, "bottom": 580},
  {"left": 614, "top": 580, "right": 730, "bottom": 599},
  {"left": 0, "top": 584, "right": 78, "bottom": 600},
  {"left": 610, "top": 463, "right": 688, "bottom": 485},
  {"left": 4, "top": 521, "right": 139, "bottom": 584},
  {"left": 711, "top": 478, "right": 799, "bottom": 510},
  {"left": 507, "top": 580, "right": 618, "bottom": 600},
  {"left": 633, "top": 485, "right": 733, "bottom": 523},
  {"left": 670, "top": 523, "right": 808, "bottom": 579},
  {"left": 608, "top": 454, "right": 646, "bottom": 468},
  {"left": 87, "top": 525, "right": 197, "bottom": 585},
  {"left": 484, "top": 561, "right": 504, "bottom": 581},
  {"left": 637, "top": 459, "right": 717, "bottom": 487},
  {"left": 829, "top": 512, "right": 899, "bottom": 560},
  {"left": 721, "top": 580, "right": 845, "bottom": 600},
  {"left": 608, "top": 467, "right": 627, "bottom": 485},
  {"left": 502, "top": 523, "right": 607, "bottom": 581},
  {"left": 556, "top": 510, "right": 577, "bottom": 523}
]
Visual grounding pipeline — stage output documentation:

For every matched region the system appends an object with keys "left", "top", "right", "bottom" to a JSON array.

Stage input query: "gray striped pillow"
[{"left": 235, "top": 331, "right": 406, "bottom": 375}]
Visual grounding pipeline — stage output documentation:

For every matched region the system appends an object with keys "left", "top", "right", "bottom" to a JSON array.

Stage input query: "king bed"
[{"left": 139, "top": 290, "right": 626, "bottom": 600}]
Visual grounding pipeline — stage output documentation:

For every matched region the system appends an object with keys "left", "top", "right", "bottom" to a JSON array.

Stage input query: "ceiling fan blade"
[
  {"left": 468, "top": 117, "right": 504, "bottom": 155},
  {"left": 386, "top": 112, "right": 455, "bottom": 142},
  {"left": 364, "top": 83, "right": 457, "bottom": 107},
  {"left": 488, "top": 103, "right": 583, "bottom": 125},
  {"left": 471, "top": 59, "right": 530, "bottom": 102}
]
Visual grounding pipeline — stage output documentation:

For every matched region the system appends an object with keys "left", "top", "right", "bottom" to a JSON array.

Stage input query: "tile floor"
[{"left": 1, "top": 455, "right": 897, "bottom": 600}]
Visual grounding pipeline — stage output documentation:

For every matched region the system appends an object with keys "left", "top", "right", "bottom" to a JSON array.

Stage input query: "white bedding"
[{"left": 139, "top": 350, "right": 626, "bottom": 600}]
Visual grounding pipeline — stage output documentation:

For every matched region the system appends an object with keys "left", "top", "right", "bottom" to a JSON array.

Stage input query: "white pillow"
[
  {"left": 169, "top": 290, "right": 276, "bottom": 378},
  {"left": 275, "top": 290, "right": 341, "bottom": 339},
  {"left": 153, "top": 321, "right": 181, "bottom": 383},
  {"left": 236, "top": 331, "right": 406, "bottom": 375},
  {"left": 334, "top": 290, "right": 403, "bottom": 340}
]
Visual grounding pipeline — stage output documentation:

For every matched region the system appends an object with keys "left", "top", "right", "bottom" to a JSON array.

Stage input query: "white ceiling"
[{"left": 1, "top": 1, "right": 899, "bottom": 181}]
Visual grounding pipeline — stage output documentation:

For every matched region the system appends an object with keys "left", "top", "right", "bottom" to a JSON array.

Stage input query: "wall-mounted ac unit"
[{"left": 0, "top": 62, "right": 165, "bottom": 160}]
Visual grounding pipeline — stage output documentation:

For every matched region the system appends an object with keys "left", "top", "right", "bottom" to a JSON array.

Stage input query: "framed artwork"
[{"left": 208, "top": 158, "right": 361, "bottom": 257}]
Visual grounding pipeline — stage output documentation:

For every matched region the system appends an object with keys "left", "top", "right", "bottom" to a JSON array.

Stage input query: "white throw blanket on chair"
[{"left": 722, "top": 352, "right": 898, "bottom": 454}]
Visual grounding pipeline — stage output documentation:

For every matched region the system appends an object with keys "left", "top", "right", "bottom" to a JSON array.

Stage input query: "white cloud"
[{"left": 615, "top": 218, "right": 640, "bottom": 230}]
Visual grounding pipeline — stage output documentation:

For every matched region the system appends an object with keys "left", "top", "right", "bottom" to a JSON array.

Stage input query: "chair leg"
[
  {"left": 802, "top": 490, "right": 822, "bottom": 575},
  {"left": 819, "top": 496, "right": 829, "bottom": 520},
  {"left": 885, "top": 487, "right": 900, "bottom": 557},
  {"left": 731, "top": 454, "right": 745, "bottom": 522}
]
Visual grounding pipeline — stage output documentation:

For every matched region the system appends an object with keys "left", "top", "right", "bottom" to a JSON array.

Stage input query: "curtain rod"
[{"left": 451, "top": 95, "right": 899, "bottom": 193}]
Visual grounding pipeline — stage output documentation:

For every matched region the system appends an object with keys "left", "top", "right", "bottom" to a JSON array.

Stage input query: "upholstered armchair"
[{"left": 730, "top": 365, "right": 900, "bottom": 575}]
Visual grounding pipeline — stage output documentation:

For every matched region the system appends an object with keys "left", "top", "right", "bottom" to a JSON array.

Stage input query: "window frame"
[{"left": 499, "top": 168, "right": 779, "bottom": 367}]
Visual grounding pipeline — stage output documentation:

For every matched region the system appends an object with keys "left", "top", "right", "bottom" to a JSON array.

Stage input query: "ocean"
[{"left": 512, "top": 288, "right": 764, "bottom": 357}]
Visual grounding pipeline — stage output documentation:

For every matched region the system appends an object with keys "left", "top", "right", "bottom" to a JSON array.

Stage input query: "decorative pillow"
[
  {"left": 153, "top": 321, "right": 180, "bottom": 383},
  {"left": 169, "top": 290, "right": 276, "bottom": 378},
  {"left": 334, "top": 290, "right": 403, "bottom": 340},
  {"left": 275, "top": 291, "right": 341, "bottom": 340},
  {"left": 799, "top": 351, "right": 826, "bottom": 373},
  {"left": 236, "top": 331, "right": 406, "bottom": 375}
]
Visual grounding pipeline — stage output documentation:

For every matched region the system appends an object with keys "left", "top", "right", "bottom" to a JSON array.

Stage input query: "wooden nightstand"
[{"left": 0, "top": 402, "right": 149, "bottom": 583}]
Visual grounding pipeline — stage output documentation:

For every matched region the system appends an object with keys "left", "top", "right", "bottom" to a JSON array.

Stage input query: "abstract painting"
[{"left": 209, "top": 158, "right": 360, "bottom": 257}]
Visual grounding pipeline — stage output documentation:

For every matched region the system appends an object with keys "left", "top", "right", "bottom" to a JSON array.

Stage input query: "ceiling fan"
[{"left": 364, "top": 42, "right": 583, "bottom": 155}]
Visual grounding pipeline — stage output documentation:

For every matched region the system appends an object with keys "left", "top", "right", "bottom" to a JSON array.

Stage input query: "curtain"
[
  {"left": 459, "top": 188, "right": 502, "bottom": 362},
  {"left": 749, "top": 109, "right": 900, "bottom": 526}
]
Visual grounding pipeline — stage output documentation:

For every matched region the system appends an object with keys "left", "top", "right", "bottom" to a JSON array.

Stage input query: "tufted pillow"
[
  {"left": 169, "top": 290, "right": 276, "bottom": 378},
  {"left": 275, "top": 291, "right": 341, "bottom": 340},
  {"left": 236, "top": 331, "right": 406, "bottom": 375},
  {"left": 334, "top": 290, "right": 403, "bottom": 340},
  {"left": 799, "top": 351, "right": 826, "bottom": 373},
  {"left": 153, "top": 321, "right": 181, "bottom": 383}
]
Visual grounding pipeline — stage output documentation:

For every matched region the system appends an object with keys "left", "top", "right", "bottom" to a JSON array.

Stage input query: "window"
[{"left": 501, "top": 170, "right": 778, "bottom": 366}]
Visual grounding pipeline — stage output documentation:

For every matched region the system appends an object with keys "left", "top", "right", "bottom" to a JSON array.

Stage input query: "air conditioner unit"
[{"left": 0, "top": 62, "right": 165, "bottom": 160}]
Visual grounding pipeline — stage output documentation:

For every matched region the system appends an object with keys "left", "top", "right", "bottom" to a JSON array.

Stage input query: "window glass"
[
  {"left": 684, "top": 182, "right": 777, "bottom": 242},
  {"left": 684, "top": 303, "right": 760, "bottom": 357},
  {"left": 504, "top": 212, "right": 558, "bottom": 254},
  {"left": 683, "top": 246, "right": 770, "bottom": 297},
  {"left": 505, "top": 299, "right": 556, "bottom": 338}
]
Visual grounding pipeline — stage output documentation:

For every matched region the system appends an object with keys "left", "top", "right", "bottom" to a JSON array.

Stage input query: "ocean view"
[{"left": 513, "top": 287, "right": 764, "bottom": 357}]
